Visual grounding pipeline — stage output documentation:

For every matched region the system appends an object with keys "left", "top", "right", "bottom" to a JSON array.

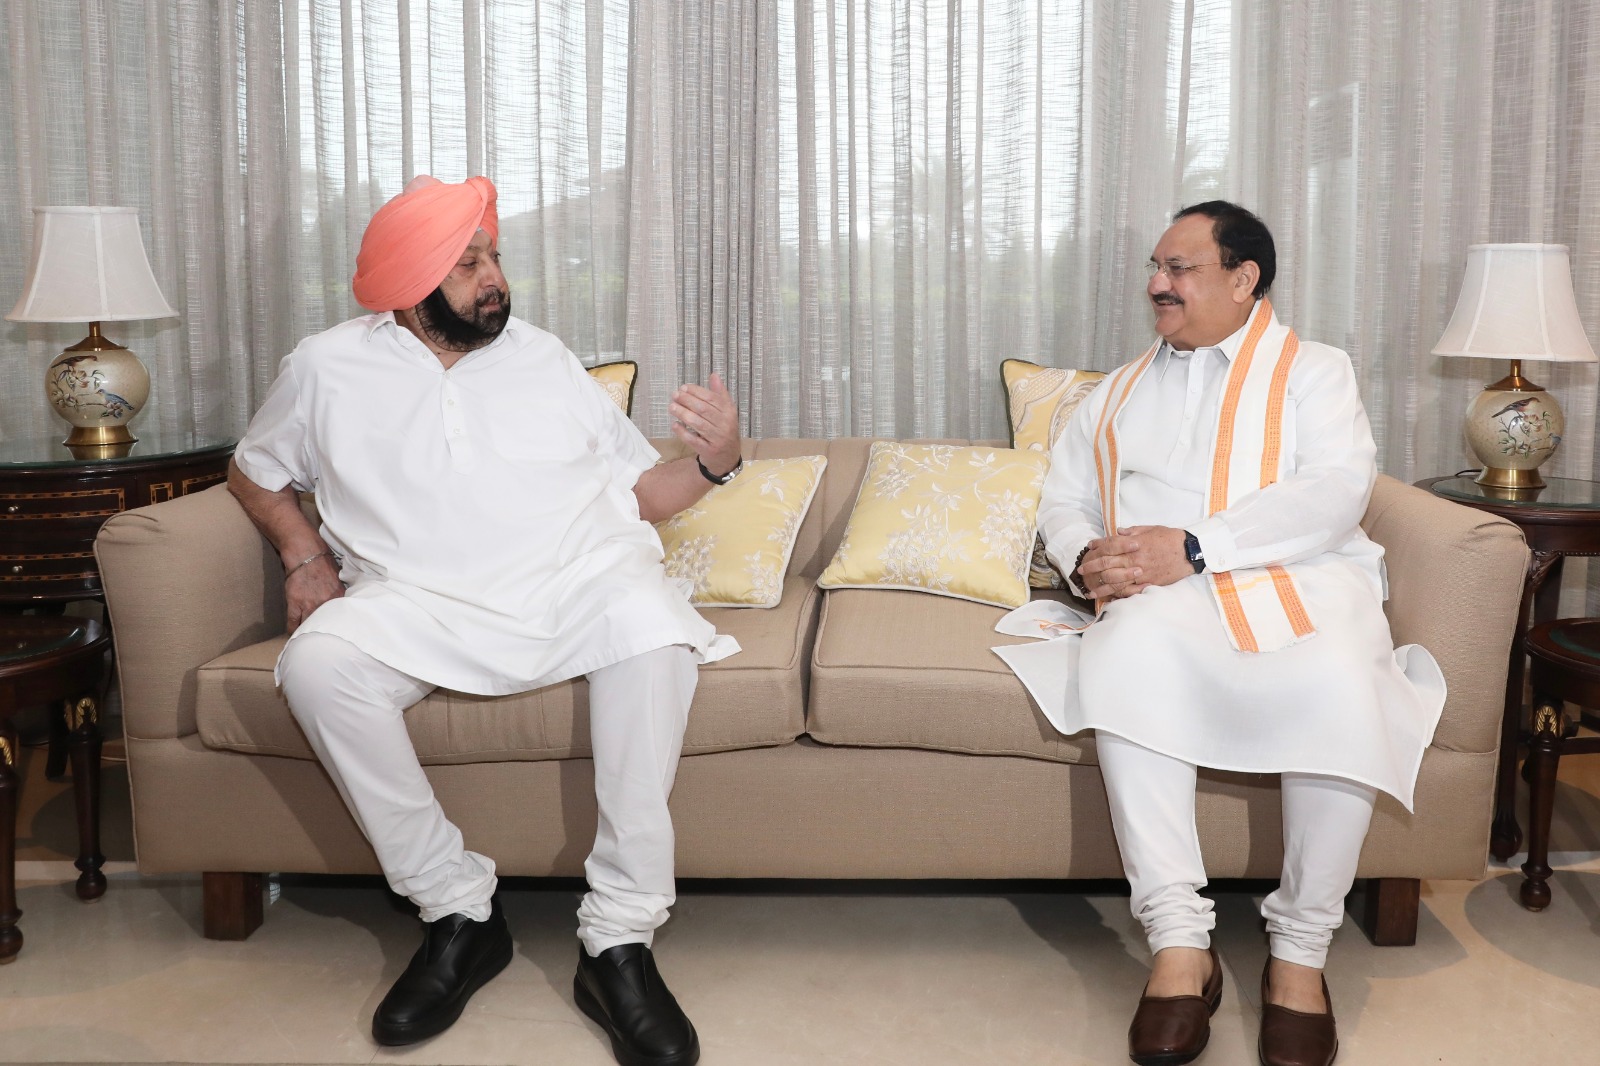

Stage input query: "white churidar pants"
[
  {"left": 279, "top": 634, "right": 696, "bottom": 955},
  {"left": 1096, "top": 732, "right": 1378, "bottom": 969}
]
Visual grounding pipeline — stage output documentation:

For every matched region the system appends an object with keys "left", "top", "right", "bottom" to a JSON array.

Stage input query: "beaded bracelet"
[
  {"left": 284, "top": 550, "right": 338, "bottom": 582},
  {"left": 1067, "top": 544, "right": 1092, "bottom": 598}
]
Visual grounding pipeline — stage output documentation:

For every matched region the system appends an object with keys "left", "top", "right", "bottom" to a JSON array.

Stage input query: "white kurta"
[
  {"left": 234, "top": 313, "right": 739, "bottom": 696},
  {"left": 995, "top": 312, "right": 1444, "bottom": 808}
]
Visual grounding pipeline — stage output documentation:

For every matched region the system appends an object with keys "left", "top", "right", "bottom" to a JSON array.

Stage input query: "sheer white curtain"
[
  {"left": 3, "top": 0, "right": 1599, "bottom": 491},
  {"left": 1, "top": 0, "right": 632, "bottom": 442},
  {"left": 769, "top": 0, "right": 1600, "bottom": 483}
]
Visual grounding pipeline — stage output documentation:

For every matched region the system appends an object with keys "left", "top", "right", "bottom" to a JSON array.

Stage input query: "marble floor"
[{"left": 4, "top": 720, "right": 1600, "bottom": 1065}]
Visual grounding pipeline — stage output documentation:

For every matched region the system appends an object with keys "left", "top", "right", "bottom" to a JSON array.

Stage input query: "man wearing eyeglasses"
[{"left": 997, "top": 202, "right": 1443, "bottom": 1066}]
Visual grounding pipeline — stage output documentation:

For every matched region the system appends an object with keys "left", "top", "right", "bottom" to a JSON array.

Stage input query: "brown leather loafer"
[
  {"left": 1258, "top": 960, "right": 1338, "bottom": 1066},
  {"left": 1128, "top": 946, "right": 1224, "bottom": 1066}
]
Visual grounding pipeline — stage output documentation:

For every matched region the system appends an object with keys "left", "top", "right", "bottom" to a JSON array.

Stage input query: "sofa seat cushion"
[
  {"left": 195, "top": 577, "right": 819, "bottom": 764},
  {"left": 807, "top": 587, "right": 1095, "bottom": 764}
]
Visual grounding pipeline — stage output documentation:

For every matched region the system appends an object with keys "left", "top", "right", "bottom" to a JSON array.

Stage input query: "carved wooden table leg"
[
  {"left": 0, "top": 724, "right": 20, "bottom": 962},
  {"left": 1519, "top": 700, "right": 1564, "bottom": 911},
  {"left": 1491, "top": 550, "right": 1560, "bottom": 862},
  {"left": 66, "top": 694, "right": 105, "bottom": 902}
]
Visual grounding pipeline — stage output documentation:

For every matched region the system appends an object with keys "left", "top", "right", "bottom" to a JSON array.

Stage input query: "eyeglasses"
[{"left": 1145, "top": 259, "right": 1222, "bottom": 280}]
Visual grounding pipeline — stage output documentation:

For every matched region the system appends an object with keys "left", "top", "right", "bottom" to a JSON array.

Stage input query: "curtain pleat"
[{"left": 0, "top": 0, "right": 1596, "bottom": 505}]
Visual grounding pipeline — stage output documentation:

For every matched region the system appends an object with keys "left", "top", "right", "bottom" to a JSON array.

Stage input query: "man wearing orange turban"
[{"left": 229, "top": 175, "right": 742, "bottom": 1066}]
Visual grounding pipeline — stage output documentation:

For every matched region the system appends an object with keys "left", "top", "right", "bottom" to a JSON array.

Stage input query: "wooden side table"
[
  {"left": 1520, "top": 619, "right": 1600, "bottom": 910},
  {"left": 0, "top": 615, "right": 113, "bottom": 962},
  {"left": 1, "top": 430, "right": 236, "bottom": 606},
  {"left": 1419, "top": 476, "right": 1600, "bottom": 865},
  {"left": 1, "top": 431, "right": 234, "bottom": 778}
]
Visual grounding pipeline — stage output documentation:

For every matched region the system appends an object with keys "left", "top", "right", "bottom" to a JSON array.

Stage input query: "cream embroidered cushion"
[
  {"left": 656, "top": 455, "right": 827, "bottom": 608},
  {"left": 1000, "top": 359, "right": 1105, "bottom": 589},
  {"left": 818, "top": 442, "right": 1049, "bottom": 609},
  {"left": 587, "top": 360, "right": 638, "bottom": 414},
  {"left": 1001, "top": 359, "right": 1104, "bottom": 453}
]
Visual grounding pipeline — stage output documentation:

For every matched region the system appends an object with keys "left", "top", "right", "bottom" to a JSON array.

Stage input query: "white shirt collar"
[{"left": 1158, "top": 300, "right": 1261, "bottom": 366}]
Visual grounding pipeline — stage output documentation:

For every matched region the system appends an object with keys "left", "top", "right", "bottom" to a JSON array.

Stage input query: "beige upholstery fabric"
[
  {"left": 196, "top": 577, "right": 819, "bottom": 763},
  {"left": 95, "top": 443, "right": 1524, "bottom": 893},
  {"left": 1361, "top": 475, "right": 1528, "bottom": 754},
  {"left": 96, "top": 485, "right": 288, "bottom": 741},
  {"left": 809, "top": 587, "right": 1096, "bottom": 764},
  {"left": 125, "top": 734, "right": 1491, "bottom": 882}
]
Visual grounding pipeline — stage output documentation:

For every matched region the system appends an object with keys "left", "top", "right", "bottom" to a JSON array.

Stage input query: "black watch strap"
[
  {"left": 1183, "top": 530, "right": 1205, "bottom": 574},
  {"left": 697, "top": 456, "right": 742, "bottom": 485}
]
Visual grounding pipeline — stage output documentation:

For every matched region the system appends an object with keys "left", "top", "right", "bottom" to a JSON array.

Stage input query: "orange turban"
[{"left": 351, "top": 175, "right": 500, "bottom": 312}]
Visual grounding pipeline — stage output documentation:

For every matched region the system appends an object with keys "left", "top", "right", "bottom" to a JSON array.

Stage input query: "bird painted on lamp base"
[{"left": 1490, "top": 396, "right": 1537, "bottom": 420}]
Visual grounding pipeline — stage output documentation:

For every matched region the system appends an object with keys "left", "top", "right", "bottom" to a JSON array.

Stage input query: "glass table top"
[
  {"left": 0, "top": 617, "right": 99, "bottom": 665},
  {"left": 1428, "top": 476, "right": 1600, "bottom": 510},
  {"left": 0, "top": 427, "right": 236, "bottom": 468},
  {"left": 1550, "top": 622, "right": 1600, "bottom": 663}
]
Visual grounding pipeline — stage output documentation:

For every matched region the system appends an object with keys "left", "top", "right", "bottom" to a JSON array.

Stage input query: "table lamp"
[
  {"left": 6, "top": 206, "right": 178, "bottom": 446},
  {"left": 1432, "top": 244, "right": 1597, "bottom": 491}
]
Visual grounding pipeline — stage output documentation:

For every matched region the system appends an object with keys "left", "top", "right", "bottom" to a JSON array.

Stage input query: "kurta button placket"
[{"left": 440, "top": 376, "right": 474, "bottom": 469}]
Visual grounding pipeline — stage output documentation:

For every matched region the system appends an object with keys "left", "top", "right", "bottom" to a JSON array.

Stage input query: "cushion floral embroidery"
[
  {"left": 586, "top": 360, "right": 638, "bottom": 414},
  {"left": 656, "top": 455, "right": 827, "bottom": 608},
  {"left": 1000, "top": 360, "right": 1106, "bottom": 588},
  {"left": 1000, "top": 359, "right": 1105, "bottom": 453},
  {"left": 818, "top": 442, "right": 1049, "bottom": 609}
]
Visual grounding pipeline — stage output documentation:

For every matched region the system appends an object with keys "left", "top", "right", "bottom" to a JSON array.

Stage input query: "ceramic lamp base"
[
  {"left": 45, "top": 324, "right": 150, "bottom": 447},
  {"left": 1465, "top": 368, "right": 1563, "bottom": 491}
]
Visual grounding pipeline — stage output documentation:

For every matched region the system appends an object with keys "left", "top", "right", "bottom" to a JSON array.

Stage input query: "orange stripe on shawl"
[
  {"left": 1207, "top": 299, "right": 1275, "bottom": 515},
  {"left": 1092, "top": 345, "right": 1159, "bottom": 536},
  {"left": 1209, "top": 571, "right": 1260, "bottom": 653},
  {"left": 1259, "top": 333, "right": 1300, "bottom": 488},
  {"left": 1268, "top": 565, "right": 1317, "bottom": 638}
]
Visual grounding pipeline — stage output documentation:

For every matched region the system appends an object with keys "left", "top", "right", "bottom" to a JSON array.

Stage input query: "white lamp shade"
[
  {"left": 6, "top": 206, "right": 177, "bottom": 323},
  {"left": 1432, "top": 243, "right": 1596, "bottom": 364}
]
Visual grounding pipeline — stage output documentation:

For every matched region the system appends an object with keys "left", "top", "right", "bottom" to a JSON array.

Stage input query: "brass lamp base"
[
  {"left": 1465, "top": 360, "right": 1563, "bottom": 491},
  {"left": 63, "top": 424, "right": 137, "bottom": 447}
]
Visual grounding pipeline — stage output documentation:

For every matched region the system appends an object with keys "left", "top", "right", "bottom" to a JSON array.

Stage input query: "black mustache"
[{"left": 1152, "top": 294, "right": 1183, "bottom": 306}]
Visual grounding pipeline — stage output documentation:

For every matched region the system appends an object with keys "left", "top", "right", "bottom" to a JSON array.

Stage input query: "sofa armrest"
[
  {"left": 95, "top": 483, "right": 287, "bottom": 741},
  {"left": 1361, "top": 475, "right": 1529, "bottom": 755}
]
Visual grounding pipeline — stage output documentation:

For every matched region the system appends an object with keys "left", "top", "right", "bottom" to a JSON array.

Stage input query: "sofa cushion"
[
  {"left": 817, "top": 442, "right": 1049, "bottom": 608},
  {"left": 196, "top": 576, "right": 819, "bottom": 763},
  {"left": 657, "top": 454, "right": 827, "bottom": 608},
  {"left": 807, "top": 586, "right": 1095, "bottom": 764}
]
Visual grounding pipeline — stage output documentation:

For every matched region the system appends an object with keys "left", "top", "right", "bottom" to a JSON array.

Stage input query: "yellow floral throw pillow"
[
  {"left": 587, "top": 360, "right": 639, "bottom": 415},
  {"left": 1000, "top": 360, "right": 1105, "bottom": 589},
  {"left": 1000, "top": 359, "right": 1104, "bottom": 452},
  {"left": 818, "top": 442, "right": 1049, "bottom": 609},
  {"left": 657, "top": 455, "right": 827, "bottom": 608}
]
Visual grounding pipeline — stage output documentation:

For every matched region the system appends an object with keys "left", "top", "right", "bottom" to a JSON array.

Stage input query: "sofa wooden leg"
[
  {"left": 202, "top": 872, "right": 264, "bottom": 940},
  {"left": 1357, "top": 877, "right": 1419, "bottom": 946}
]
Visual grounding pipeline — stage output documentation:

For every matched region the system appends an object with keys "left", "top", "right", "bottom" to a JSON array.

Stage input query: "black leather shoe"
[
  {"left": 574, "top": 943, "right": 700, "bottom": 1066},
  {"left": 371, "top": 896, "right": 513, "bottom": 1046}
]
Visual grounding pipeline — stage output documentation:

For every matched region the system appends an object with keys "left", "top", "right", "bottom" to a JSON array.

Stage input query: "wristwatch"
[
  {"left": 697, "top": 456, "right": 743, "bottom": 486},
  {"left": 1182, "top": 530, "right": 1206, "bottom": 574}
]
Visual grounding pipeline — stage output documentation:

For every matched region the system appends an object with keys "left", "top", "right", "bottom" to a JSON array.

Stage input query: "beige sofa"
[{"left": 95, "top": 438, "right": 1528, "bottom": 944}]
